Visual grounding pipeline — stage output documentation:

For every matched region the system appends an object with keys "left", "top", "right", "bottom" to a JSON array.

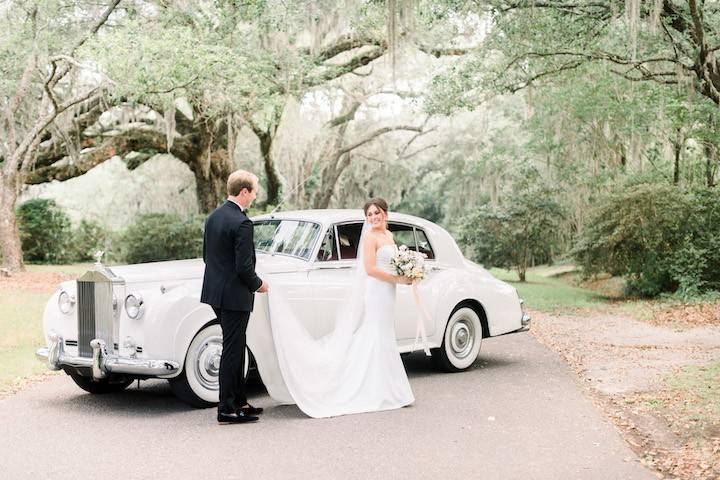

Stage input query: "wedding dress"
[{"left": 247, "top": 237, "right": 415, "bottom": 418}]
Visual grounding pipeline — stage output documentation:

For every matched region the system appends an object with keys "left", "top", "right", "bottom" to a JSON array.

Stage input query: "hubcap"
[
  {"left": 194, "top": 335, "right": 223, "bottom": 390},
  {"left": 450, "top": 318, "right": 474, "bottom": 359}
]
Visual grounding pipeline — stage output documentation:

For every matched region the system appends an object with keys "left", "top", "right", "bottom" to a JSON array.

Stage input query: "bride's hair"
[{"left": 363, "top": 197, "right": 388, "bottom": 216}]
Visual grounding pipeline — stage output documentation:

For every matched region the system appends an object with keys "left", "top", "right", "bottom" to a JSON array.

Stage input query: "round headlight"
[
  {"left": 124, "top": 294, "right": 144, "bottom": 319},
  {"left": 58, "top": 290, "right": 74, "bottom": 315}
]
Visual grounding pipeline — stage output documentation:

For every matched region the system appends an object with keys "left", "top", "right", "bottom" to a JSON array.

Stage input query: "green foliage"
[
  {"left": 16, "top": 199, "right": 71, "bottom": 264},
  {"left": 68, "top": 220, "right": 109, "bottom": 262},
  {"left": 118, "top": 214, "right": 203, "bottom": 264},
  {"left": 459, "top": 169, "right": 564, "bottom": 281},
  {"left": 574, "top": 184, "right": 720, "bottom": 297}
]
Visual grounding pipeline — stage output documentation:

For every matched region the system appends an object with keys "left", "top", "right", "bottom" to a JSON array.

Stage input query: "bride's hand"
[{"left": 396, "top": 275, "right": 413, "bottom": 285}]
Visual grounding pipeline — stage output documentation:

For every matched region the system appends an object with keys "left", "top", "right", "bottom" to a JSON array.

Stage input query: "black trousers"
[{"left": 213, "top": 307, "right": 250, "bottom": 414}]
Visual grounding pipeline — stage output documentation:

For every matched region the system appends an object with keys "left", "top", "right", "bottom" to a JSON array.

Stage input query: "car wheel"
[
  {"left": 68, "top": 371, "right": 132, "bottom": 394},
  {"left": 169, "top": 323, "right": 249, "bottom": 408},
  {"left": 432, "top": 306, "right": 483, "bottom": 372}
]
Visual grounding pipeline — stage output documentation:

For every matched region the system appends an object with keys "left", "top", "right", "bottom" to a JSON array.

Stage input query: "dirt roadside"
[{"left": 530, "top": 307, "right": 720, "bottom": 480}]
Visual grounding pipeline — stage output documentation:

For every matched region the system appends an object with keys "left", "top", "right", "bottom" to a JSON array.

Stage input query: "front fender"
[
  {"left": 141, "top": 287, "right": 214, "bottom": 378},
  {"left": 144, "top": 287, "right": 270, "bottom": 378}
]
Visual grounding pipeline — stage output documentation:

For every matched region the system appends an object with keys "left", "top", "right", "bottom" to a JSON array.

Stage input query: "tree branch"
[
  {"left": 417, "top": 44, "right": 473, "bottom": 57},
  {"left": 338, "top": 125, "right": 424, "bottom": 156},
  {"left": 49, "top": 0, "right": 122, "bottom": 90},
  {"left": 23, "top": 127, "right": 197, "bottom": 184}
]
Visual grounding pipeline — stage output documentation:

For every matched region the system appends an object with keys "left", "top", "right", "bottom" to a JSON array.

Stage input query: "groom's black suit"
[{"left": 201, "top": 200, "right": 263, "bottom": 414}]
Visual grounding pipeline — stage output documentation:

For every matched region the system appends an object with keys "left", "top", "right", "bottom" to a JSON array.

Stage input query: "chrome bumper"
[
  {"left": 517, "top": 313, "right": 531, "bottom": 332},
  {"left": 36, "top": 333, "right": 180, "bottom": 379}
]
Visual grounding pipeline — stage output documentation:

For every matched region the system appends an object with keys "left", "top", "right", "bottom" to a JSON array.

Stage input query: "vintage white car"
[{"left": 37, "top": 209, "right": 530, "bottom": 407}]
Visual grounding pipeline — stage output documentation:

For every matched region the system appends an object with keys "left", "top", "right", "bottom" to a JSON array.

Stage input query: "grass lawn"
[
  {"left": 666, "top": 362, "right": 720, "bottom": 432},
  {"left": 490, "top": 267, "right": 608, "bottom": 312}
]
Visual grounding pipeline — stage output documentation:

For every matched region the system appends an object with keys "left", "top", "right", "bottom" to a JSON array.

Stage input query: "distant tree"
[{"left": 459, "top": 169, "right": 563, "bottom": 281}]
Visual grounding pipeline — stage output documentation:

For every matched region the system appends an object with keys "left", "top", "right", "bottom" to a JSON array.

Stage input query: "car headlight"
[
  {"left": 58, "top": 290, "right": 75, "bottom": 315},
  {"left": 124, "top": 294, "right": 144, "bottom": 319}
]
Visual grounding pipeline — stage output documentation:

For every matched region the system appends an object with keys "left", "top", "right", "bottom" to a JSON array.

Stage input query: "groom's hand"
[{"left": 257, "top": 280, "right": 269, "bottom": 293}]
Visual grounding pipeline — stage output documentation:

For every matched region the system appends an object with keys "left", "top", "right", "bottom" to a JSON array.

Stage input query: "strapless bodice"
[{"left": 375, "top": 244, "right": 397, "bottom": 274}]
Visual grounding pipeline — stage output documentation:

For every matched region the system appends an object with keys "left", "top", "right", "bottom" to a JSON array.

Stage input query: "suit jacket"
[{"left": 200, "top": 201, "right": 263, "bottom": 311}]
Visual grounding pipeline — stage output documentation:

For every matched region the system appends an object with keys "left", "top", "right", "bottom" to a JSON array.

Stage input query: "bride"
[{"left": 253, "top": 198, "right": 416, "bottom": 418}]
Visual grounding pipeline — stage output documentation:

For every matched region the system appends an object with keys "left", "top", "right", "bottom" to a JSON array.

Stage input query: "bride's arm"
[{"left": 362, "top": 235, "right": 410, "bottom": 284}]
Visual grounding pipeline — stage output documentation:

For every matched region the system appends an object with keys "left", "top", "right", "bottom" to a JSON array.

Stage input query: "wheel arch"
[{"left": 451, "top": 299, "right": 489, "bottom": 339}]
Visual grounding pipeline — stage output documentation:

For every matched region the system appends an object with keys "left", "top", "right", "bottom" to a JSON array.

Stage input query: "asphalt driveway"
[{"left": 0, "top": 333, "right": 654, "bottom": 479}]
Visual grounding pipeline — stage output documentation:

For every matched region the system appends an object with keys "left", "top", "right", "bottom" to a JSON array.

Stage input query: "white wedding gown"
[{"left": 248, "top": 244, "right": 415, "bottom": 418}]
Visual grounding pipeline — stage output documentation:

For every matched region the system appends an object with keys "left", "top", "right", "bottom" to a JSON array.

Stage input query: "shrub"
[
  {"left": 68, "top": 220, "right": 109, "bottom": 262},
  {"left": 460, "top": 179, "right": 564, "bottom": 282},
  {"left": 118, "top": 213, "right": 203, "bottom": 264},
  {"left": 574, "top": 184, "right": 720, "bottom": 297},
  {"left": 16, "top": 198, "right": 71, "bottom": 263}
]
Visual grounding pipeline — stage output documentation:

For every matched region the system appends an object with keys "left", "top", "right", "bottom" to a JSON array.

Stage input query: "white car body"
[{"left": 37, "top": 209, "right": 530, "bottom": 406}]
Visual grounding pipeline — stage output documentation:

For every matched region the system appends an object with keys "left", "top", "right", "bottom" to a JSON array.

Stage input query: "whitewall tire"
[
  {"left": 170, "top": 323, "right": 249, "bottom": 408},
  {"left": 432, "top": 306, "right": 483, "bottom": 372}
]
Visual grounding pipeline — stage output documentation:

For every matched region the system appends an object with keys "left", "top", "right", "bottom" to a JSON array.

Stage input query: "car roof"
[
  {"left": 252, "top": 209, "right": 467, "bottom": 267},
  {"left": 252, "top": 209, "right": 437, "bottom": 230}
]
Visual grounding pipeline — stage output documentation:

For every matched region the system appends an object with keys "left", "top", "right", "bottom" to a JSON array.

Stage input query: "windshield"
[{"left": 253, "top": 219, "right": 321, "bottom": 260}]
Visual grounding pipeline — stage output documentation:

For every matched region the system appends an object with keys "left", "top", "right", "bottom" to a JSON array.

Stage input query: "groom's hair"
[{"left": 227, "top": 170, "right": 257, "bottom": 196}]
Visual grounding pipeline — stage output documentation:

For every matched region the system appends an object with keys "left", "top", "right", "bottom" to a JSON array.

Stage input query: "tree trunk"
[
  {"left": 257, "top": 131, "right": 282, "bottom": 206},
  {"left": 517, "top": 267, "right": 526, "bottom": 282},
  {"left": 313, "top": 152, "right": 350, "bottom": 209},
  {"left": 191, "top": 148, "right": 234, "bottom": 213},
  {"left": 673, "top": 137, "right": 682, "bottom": 185},
  {"left": 705, "top": 142, "right": 717, "bottom": 187},
  {"left": 0, "top": 171, "right": 24, "bottom": 271}
]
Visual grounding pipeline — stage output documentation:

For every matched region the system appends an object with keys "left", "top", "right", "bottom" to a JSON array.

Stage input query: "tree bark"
[
  {"left": 705, "top": 142, "right": 717, "bottom": 188},
  {"left": 257, "top": 130, "right": 282, "bottom": 207},
  {"left": 672, "top": 136, "right": 682, "bottom": 185},
  {"left": 0, "top": 171, "right": 23, "bottom": 271}
]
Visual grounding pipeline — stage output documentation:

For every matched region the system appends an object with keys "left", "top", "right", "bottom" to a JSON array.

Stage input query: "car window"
[
  {"left": 335, "top": 223, "right": 364, "bottom": 260},
  {"left": 316, "top": 227, "right": 338, "bottom": 261},
  {"left": 253, "top": 220, "right": 321, "bottom": 260},
  {"left": 389, "top": 223, "right": 415, "bottom": 250},
  {"left": 388, "top": 223, "right": 435, "bottom": 260},
  {"left": 415, "top": 228, "right": 435, "bottom": 260}
]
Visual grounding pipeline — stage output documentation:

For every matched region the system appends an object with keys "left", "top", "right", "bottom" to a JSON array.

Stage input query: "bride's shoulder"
[{"left": 363, "top": 232, "right": 378, "bottom": 246}]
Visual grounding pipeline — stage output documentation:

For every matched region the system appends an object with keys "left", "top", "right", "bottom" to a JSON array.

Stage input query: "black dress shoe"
[
  {"left": 217, "top": 411, "right": 259, "bottom": 424},
  {"left": 237, "top": 404, "right": 264, "bottom": 415}
]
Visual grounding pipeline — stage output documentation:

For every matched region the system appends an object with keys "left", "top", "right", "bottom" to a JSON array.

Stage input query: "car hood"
[{"left": 59, "top": 254, "right": 310, "bottom": 289}]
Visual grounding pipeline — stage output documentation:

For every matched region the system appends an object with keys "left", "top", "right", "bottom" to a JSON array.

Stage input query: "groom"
[{"left": 201, "top": 169, "right": 269, "bottom": 424}]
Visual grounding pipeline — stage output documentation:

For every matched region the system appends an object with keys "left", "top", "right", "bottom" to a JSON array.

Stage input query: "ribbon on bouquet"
[{"left": 410, "top": 282, "right": 432, "bottom": 356}]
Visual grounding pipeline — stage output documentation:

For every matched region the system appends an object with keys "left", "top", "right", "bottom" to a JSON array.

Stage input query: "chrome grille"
[{"left": 76, "top": 268, "right": 122, "bottom": 358}]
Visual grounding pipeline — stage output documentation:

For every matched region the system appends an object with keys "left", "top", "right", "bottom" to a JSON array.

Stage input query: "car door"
[
  {"left": 388, "top": 222, "right": 437, "bottom": 340},
  {"left": 305, "top": 222, "right": 362, "bottom": 338}
]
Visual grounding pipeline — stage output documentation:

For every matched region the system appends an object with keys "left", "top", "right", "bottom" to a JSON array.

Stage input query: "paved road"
[{"left": 1, "top": 333, "right": 654, "bottom": 480}]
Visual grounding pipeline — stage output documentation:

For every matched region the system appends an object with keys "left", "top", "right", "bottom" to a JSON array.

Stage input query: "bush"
[
  {"left": 16, "top": 198, "right": 71, "bottom": 263},
  {"left": 118, "top": 213, "right": 203, "bottom": 264},
  {"left": 68, "top": 220, "right": 109, "bottom": 262},
  {"left": 459, "top": 176, "right": 564, "bottom": 282},
  {"left": 574, "top": 184, "right": 720, "bottom": 297}
]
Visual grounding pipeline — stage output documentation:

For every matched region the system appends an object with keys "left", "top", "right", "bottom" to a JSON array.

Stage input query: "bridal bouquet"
[
  {"left": 390, "top": 245, "right": 429, "bottom": 282},
  {"left": 391, "top": 245, "right": 432, "bottom": 356}
]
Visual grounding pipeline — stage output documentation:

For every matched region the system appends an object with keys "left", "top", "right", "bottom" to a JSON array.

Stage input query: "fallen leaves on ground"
[
  {"left": 530, "top": 309, "right": 720, "bottom": 480},
  {"left": 650, "top": 302, "right": 720, "bottom": 329}
]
